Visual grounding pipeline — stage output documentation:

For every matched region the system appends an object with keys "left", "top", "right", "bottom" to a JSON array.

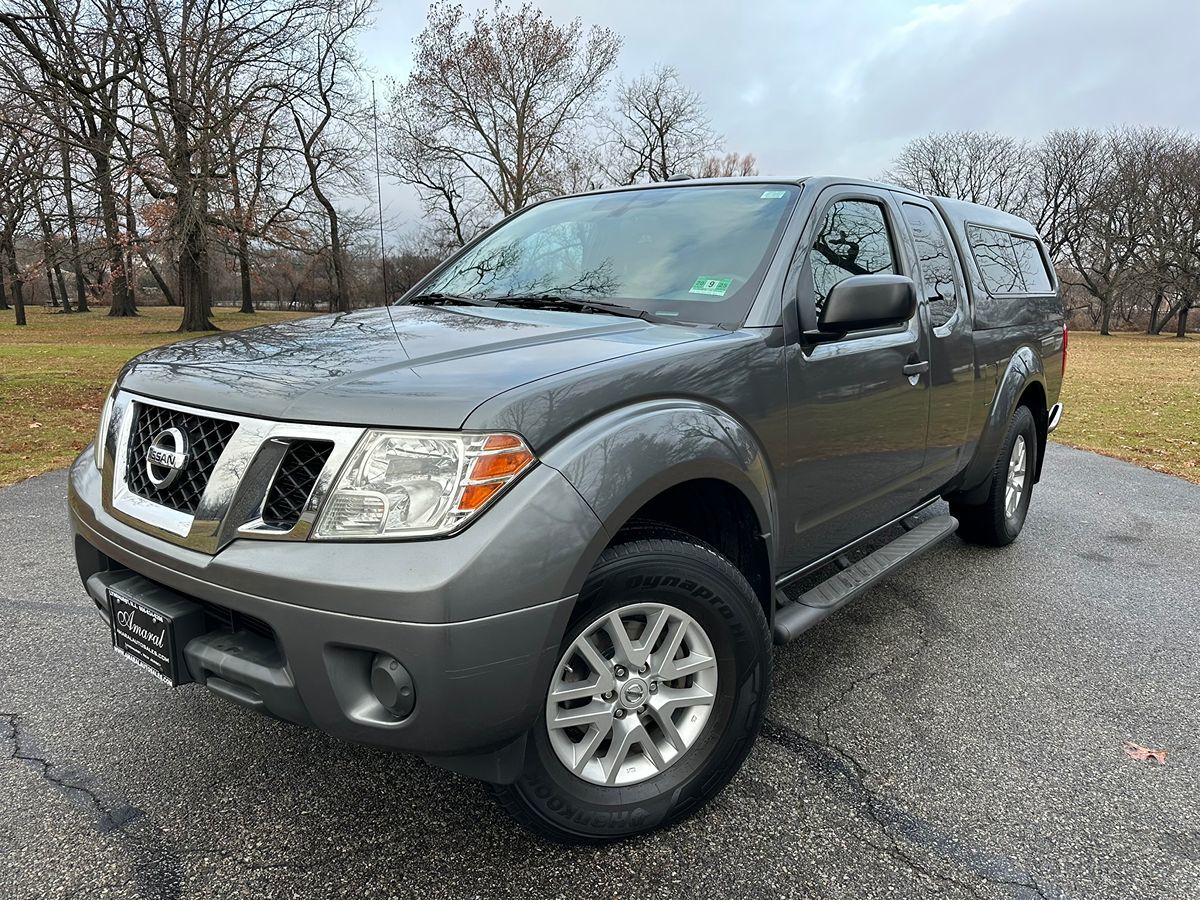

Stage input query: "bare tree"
[
  {"left": 603, "top": 65, "right": 720, "bottom": 184},
  {"left": 291, "top": 0, "right": 372, "bottom": 314},
  {"left": 215, "top": 78, "right": 309, "bottom": 314},
  {"left": 885, "top": 131, "right": 1032, "bottom": 215},
  {"left": 1060, "top": 128, "right": 1170, "bottom": 335},
  {"left": 0, "top": 0, "right": 137, "bottom": 316},
  {"left": 124, "top": 0, "right": 325, "bottom": 331},
  {"left": 1145, "top": 135, "right": 1200, "bottom": 335},
  {"left": 1027, "top": 129, "right": 1105, "bottom": 261},
  {"left": 886, "top": 127, "right": 1200, "bottom": 336},
  {"left": 0, "top": 95, "right": 51, "bottom": 325},
  {"left": 56, "top": 119, "right": 90, "bottom": 311},
  {"left": 387, "top": 2, "right": 620, "bottom": 243},
  {"left": 698, "top": 152, "right": 759, "bottom": 178}
]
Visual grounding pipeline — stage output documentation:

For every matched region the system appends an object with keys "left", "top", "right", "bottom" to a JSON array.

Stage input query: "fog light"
[{"left": 370, "top": 653, "right": 415, "bottom": 718}]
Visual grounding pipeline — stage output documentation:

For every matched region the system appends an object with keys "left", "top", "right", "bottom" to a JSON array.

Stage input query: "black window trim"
[{"left": 964, "top": 220, "right": 1057, "bottom": 298}]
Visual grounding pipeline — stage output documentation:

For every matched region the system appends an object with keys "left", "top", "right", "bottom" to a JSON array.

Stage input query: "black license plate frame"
[{"left": 109, "top": 586, "right": 184, "bottom": 686}]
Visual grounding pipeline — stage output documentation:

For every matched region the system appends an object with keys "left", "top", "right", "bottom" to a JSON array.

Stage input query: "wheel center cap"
[{"left": 619, "top": 678, "right": 648, "bottom": 709}]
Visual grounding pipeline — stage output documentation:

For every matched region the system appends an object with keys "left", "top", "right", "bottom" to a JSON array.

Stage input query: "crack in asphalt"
[
  {"left": 2, "top": 712, "right": 182, "bottom": 899},
  {"left": 764, "top": 598, "right": 1057, "bottom": 899},
  {"left": 1, "top": 712, "right": 141, "bottom": 833}
]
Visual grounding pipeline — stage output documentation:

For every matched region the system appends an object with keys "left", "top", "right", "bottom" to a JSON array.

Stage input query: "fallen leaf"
[{"left": 1123, "top": 741, "right": 1167, "bottom": 765}]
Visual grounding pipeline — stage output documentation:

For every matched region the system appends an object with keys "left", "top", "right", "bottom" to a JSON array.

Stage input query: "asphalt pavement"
[{"left": 1, "top": 443, "right": 1198, "bottom": 899}]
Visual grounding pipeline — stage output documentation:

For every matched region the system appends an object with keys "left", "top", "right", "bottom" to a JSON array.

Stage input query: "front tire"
[
  {"left": 492, "top": 536, "right": 771, "bottom": 844},
  {"left": 950, "top": 405, "right": 1038, "bottom": 546}
]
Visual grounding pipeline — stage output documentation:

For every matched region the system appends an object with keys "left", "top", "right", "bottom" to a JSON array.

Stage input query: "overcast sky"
[{"left": 356, "top": 0, "right": 1200, "bottom": 237}]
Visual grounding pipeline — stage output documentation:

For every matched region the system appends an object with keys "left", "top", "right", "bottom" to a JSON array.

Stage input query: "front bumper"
[{"left": 69, "top": 451, "right": 609, "bottom": 781}]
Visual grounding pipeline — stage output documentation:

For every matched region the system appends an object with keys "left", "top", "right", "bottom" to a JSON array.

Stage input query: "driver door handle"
[{"left": 902, "top": 360, "right": 930, "bottom": 376}]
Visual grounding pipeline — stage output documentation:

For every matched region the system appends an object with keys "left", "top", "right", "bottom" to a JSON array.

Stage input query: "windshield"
[{"left": 410, "top": 184, "right": 801, "bottom": 325}]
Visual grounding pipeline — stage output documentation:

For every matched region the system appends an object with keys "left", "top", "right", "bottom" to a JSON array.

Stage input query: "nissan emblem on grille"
[{"left": 145, "top": 427, "right": 191, "bottom": 489}]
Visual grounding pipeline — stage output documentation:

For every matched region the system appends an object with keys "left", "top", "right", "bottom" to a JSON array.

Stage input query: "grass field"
[
  {"left": 1, "top": 308, "right": 1198, "bottom": 487},
  {"left": 0, "top": 306, "right": 314, "bottom": 486},
  {"left": 1054, "top": 331, "right": 1199, "bottom": 484}
]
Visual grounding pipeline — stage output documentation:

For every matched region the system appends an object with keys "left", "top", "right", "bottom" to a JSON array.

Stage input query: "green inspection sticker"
[
  {"left": 761, "top": 190, "right": 787, "bottom": 199},
  {"left": 689, "top": 276, "right": 733, "bottom": 297}
]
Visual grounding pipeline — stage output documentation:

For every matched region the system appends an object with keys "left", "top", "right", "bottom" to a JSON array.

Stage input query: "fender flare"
[
  {"left": 955, "top": 346, "right": 1048, "bottom": 502},
  {"left": 538, "top": 399, "right": 779, "bottom": 596}
]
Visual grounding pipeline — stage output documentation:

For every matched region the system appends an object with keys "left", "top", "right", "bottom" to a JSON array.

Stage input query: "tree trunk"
[
  {"left": 1178, "top": 305, "right": 1191, "bottom": 338},
  {"left": 177, "top": 220, "right": 215, "bottom": 331},
  {"left": 0, "top": 271, "right": 7, "bottom": 309},
  {"left": 1152, "top": 296, "right": 1189, "bottom": 335},
  {"left": 237, "top": 232, "right": 254, "bottom": 313},
  {"left": 321, "top": 198, "right": 348, "bottom": 313},
  {"left": 35, "top": 196, "right": 71, "bottom": 313},
  {"left": 53, "top": 262, "right": 69, "bottom": 312},
  {"left": 44, "top": 262, "right": 59, "bottom": 308},
  {"left": 137, "top": 247, "right": 176, "bottom": 306},
  {"left": 226, "top": 137, "right": 255, "bottom": 314},
  {"left": 1099, "top": 299, "right": 1113, "bottom": 336},
  {"left": 124, "top": 190, "right": 138, "bottom": 311},
  {"left": 1147, "top": 289, "right": 1163, "bottom": 334},
  {"left": 6, "top": 238, "right": 27, "bottom": 326},
  {"left": 96, "top": 155, "right": 135, "bottom": 316},
  {"left": 61, "top": 138, "right": 89, "bottom": 312}
]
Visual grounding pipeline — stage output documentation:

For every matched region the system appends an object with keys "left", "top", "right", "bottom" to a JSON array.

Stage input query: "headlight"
[
  {"left": 95, "top": 381, "right": 117, "bottom": 471},
  {"left": 313, "top": 430, "right": 535, "bottom": 539}
]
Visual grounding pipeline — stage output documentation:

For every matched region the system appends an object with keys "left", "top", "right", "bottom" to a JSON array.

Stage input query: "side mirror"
[{"left": 818, "top": 274, "right": 917, "bottom": 333}]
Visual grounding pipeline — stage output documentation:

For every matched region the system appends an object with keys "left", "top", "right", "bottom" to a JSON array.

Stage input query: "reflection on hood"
[{"left": 121, "top": 305, "right": 712, "bottom": 429}]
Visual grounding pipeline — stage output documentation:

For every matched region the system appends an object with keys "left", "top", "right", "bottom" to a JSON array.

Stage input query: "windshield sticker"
[
  {"left": 689, "top": 277, "right": 733, "bottom": 297},
  {"left": 760, "top": 190, "right": 787, "bottom": 199}
]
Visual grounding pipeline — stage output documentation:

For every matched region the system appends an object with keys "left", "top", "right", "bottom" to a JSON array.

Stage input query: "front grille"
[
  {"left": 260, "top": 440, "right": 334, "bottom": 529},
  {"left": 125, "top": 402, "right": 237, "bottom": 514}
]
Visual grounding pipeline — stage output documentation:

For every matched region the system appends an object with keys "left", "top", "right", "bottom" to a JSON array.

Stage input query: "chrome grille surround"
[{"left": 102, "top": 391, "right": 364, "bottom": 554}]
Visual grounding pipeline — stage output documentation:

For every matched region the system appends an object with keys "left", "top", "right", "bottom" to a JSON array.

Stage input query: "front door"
[{"left": 780, "top": 187, "right": 932, "bottom": 573}]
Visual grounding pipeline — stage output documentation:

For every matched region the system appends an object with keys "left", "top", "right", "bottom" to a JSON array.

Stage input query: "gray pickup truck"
[{"left": 69, "top": 176, "right": 1064, "bottom": 843}]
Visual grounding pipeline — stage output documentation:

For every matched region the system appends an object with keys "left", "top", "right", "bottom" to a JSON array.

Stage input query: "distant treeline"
[
  {"left": 0, "top": 1, "right": 755, "bottom": 330},
  {"left": 886, "top": 129, "right": 1200, "bottom": 336}
]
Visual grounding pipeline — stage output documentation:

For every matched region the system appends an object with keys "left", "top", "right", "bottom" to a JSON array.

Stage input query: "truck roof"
[{"left": 567, "top": 175, "right": 1042, "bottom": 238}]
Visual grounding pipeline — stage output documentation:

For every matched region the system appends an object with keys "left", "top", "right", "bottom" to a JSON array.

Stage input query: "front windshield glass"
[{"left": 411, "top": 184, "right": 801, "bottom": 325}]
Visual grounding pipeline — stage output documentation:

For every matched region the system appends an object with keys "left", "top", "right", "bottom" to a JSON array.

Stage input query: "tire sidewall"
[
  {"left": 996, "top": 406, "right": 1038, "bottom": 542},
  {"left": 512, "top": 540, "right": 770, "bottom": 842}
]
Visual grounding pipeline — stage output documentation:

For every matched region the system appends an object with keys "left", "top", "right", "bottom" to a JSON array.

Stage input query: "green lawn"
[
  {"left": 0, "top": 306, "right": 315, "bottom": 486},
  {"left": 1, "top": 309, "right": 1197, "bottom": 487},
  {"left": 1053, "top": 331, "right": 1200, "bottom": 484}
]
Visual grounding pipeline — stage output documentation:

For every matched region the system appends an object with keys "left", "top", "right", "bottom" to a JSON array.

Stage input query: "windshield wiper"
[
  {"left": 405, "top": 292, "right": 497, "bottom": 307},
  {"left": 489, "top": 293, "right": 667, "bottom": 323}
]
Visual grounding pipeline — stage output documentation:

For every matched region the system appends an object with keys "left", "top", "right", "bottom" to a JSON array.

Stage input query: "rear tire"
[
  {"left": 492, "top": 535, "right": 771, "bottom": 844},
  {"left": 950, "top": 405, "right": 1038, "bottom": 546}
]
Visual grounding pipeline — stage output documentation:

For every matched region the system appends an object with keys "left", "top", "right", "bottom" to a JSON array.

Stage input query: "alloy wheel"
[
  {"left": 1005, "top": 434, "right": 1028, "bottom": 519},
  {"left": 545, "top": 603, "right": 719, "bottom": 786}
]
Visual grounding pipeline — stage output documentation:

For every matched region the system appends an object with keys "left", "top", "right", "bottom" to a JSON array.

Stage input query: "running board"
[{"left": 772, "top": 515, "right": 958, "bottom": 644}]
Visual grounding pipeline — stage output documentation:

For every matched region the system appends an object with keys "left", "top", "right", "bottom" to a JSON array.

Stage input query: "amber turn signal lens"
[
  {"left": 458, "top": 481, "right": 505, "bottom": 511},
  {"left": 483, "top": 434, "right": 523, "bottom": 451},
  {"left": 470, "top": 448, "right": 534, "bottom": 481}
]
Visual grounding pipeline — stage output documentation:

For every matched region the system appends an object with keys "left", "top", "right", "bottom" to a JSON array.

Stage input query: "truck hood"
[{"left": 120, "top": 305, "right": 710, "bottom": 428}]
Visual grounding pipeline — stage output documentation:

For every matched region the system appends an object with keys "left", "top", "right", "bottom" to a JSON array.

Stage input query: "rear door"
[
  {"left": 897, "top": 199, "right": 975, "bottom": 476},
  {"left": 780, "top": 186, "right": 932, "bottom": 572}
]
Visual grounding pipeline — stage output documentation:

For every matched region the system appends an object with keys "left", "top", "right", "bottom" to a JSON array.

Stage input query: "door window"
[
  {"left": 810, "top": 200, "right": 897, "bottom": 315},
  {"left": 901, "top": 204, "right": 962, "bottom": 328}
]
